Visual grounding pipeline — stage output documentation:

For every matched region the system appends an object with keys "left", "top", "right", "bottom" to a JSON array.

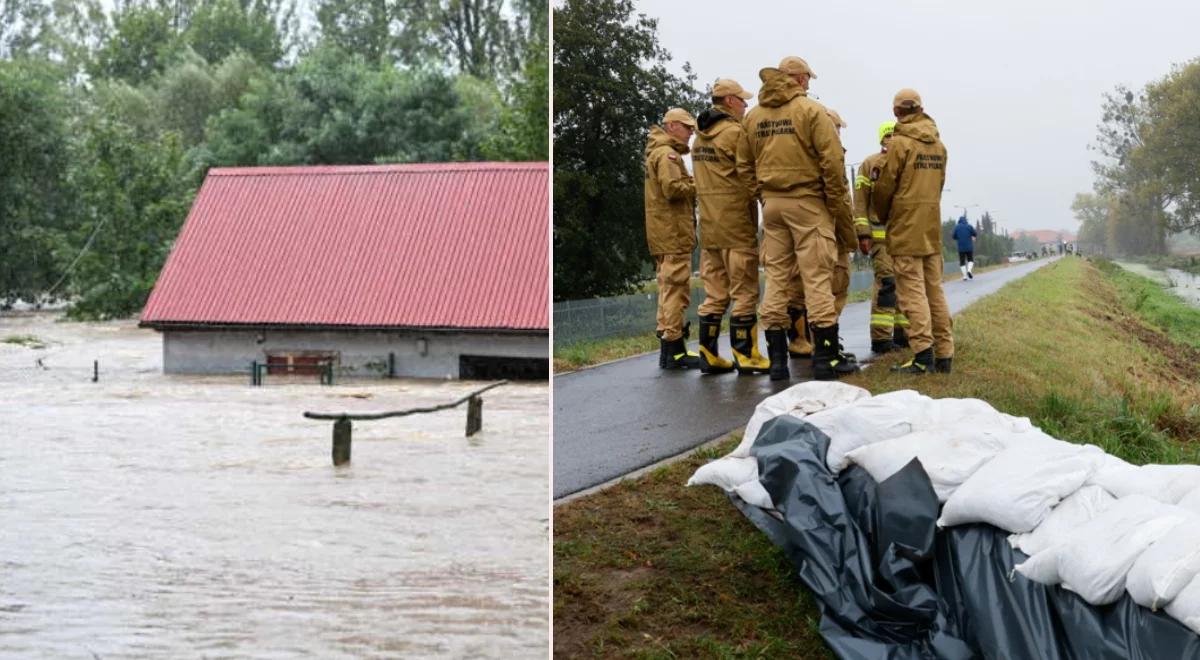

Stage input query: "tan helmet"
[
  {"left": 893, "top": 88, "right": 922, "bottom": 109},
  {"left": 778, "top": 56, "right": 817, "bottom": 79},
  {"left": 711, "top": 78, "right": 753, "bottom": 100},
  {"left": 662, "top": 107, "right": 697, "bottom": 127}
]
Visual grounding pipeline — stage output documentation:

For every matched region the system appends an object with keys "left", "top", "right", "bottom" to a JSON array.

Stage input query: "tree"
[
  {"left": 184, "top": 0, "right": 284, "bottom": 69},
  {"left": 0, "top": 59, "right": 76, "bottom": 305},
  {"left": 89, "top": 2, "right": 179, "bottom": 84},
  {"left": 1136, "top": 59, "right": 1200, "bottom": 235},
  {"left": 553, "top": 0, "right": 704, "bottom": 299},
  {"left": 203, "top": 44, "right": 492, "bottom": 167},
  {"left": 63, "top": 109, "right": 197, "bottom": 319}
]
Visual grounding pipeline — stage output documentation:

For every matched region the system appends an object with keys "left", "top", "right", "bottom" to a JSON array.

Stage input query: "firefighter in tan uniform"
[
  {"left": 645, "top": 107, "right": 701, "bottom": 369},
  {"left": 871, "top": 89, "right": 953, "bottom": 374},
  {"left": 693, "top": 79, "right": 771, "bottom": 375},
  {"left": 736, "top": 56, "right": 858, "bottom": 381},
  {"left": 853, "top": 120, "right": 910, "bottom": 353}
]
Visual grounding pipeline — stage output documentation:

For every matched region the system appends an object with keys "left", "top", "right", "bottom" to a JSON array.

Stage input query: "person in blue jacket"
[{"left": 953, "top": 214, "right": 978, "bottom": 280}]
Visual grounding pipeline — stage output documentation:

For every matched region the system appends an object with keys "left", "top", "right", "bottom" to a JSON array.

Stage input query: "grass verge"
[
  {"left": 554, "top": 257, "right": 1200, "bottom": 658},
  {"left": 2, "top": 334, "right": 46, "bottom": 349}
]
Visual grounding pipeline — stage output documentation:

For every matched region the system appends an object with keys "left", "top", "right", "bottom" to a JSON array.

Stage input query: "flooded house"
[{"left": 139, "top": 162, "right": 549, "bottom": 380}]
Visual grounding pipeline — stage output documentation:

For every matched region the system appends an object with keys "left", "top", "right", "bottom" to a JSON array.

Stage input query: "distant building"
[
  {"left": 140, "top": 162, "right": 548, "bottom": 380},
  {"left": 1011, "top": 229, "right": 1078, "bottom": 249}
]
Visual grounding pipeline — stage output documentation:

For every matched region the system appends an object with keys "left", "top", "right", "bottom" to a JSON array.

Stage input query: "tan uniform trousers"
[
  {"left": 655, "top": 253, "right": 692, "bottom": 341},
  {"left": 833, "top": 251, "right": 851, "bottom": 316},
  {"left": 870, "top": 243, "right": 899, "bottom": 342},
  {"left": 698, "top": 247, "right": 759, "bottom": 318},
  {"left": 893, "top": 254, "right": 954, "bottom": 357},
  {"left": 760, "top": 197, "right": 837, "bottom": 329}
]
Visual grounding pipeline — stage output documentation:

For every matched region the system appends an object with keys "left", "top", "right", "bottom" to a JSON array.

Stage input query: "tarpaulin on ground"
[{"left": 731, "top": 414, "right": 1200, "bottom": 659}]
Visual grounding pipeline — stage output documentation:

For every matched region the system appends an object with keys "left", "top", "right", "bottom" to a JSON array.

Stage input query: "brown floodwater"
[{"left": 0, "top": 312, "right": 548, "bottom": 658}]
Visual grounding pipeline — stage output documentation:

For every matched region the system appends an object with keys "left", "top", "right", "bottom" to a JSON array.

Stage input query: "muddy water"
[
  {"left": 0, "top": 313, "right": 548, "bottom": 659},
  {"left": 1115, "top": 261, "right": 1200, "bottom": 308}
]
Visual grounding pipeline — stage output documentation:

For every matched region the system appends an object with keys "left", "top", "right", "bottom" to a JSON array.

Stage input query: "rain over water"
[{"left": 0, "top": 312, "right": 549, "bottom": 659}]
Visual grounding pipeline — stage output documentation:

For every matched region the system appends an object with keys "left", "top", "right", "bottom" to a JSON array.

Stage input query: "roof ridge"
[{"left": 209, "top": 161, "right": 548, "bottom": 177}]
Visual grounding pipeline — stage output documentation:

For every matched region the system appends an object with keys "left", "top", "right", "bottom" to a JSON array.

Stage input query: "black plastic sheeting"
[{"left": 732, "top": 415, "right": 1200, "bottom": 659}]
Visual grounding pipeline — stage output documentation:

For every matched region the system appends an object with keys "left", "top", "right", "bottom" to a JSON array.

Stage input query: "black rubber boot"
[
  {"left": 812, "top": 324, "right": 860, "bottom": 380},
  {"left": 892, "top": 347, "right": 934, "bottom": 375},
  {"left": 765, "top": 328, "right": 790, "bottom": 381},
  {"left": 660, "top": 335, "right": 701, "bottom": 369},
  {"left": 893, "top": 325, "right": 909, "bottom": 348},
  {"left": 934, "top": 357, "right": 953, "bottom": 374},
  {"left": 656, "top": 330, "right": 666, "bottom": 368},
  {"left": 729, "top": 315, "right": 771, "bottom": 375},
  {"left": 697, "top": 314, "right": 734, "bottom": 375},
  {"left": 871, "top": 339, "right": 896, "bottom": 354}
]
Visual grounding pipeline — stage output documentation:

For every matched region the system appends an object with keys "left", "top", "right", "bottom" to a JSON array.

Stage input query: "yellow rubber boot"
[
  {"left": 787, "top": 306, "right": 812, "bottom": 357},
  {"left": 697, "top": 314, "right": 734, "bottom": 375},
  {"left": 730, "top": 315, "right": 771, "bottom": 375}
]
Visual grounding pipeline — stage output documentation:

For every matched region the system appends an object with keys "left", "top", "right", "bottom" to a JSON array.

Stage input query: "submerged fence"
[{"left": 554, "top": 259, "right": 962, "bottom": 346}]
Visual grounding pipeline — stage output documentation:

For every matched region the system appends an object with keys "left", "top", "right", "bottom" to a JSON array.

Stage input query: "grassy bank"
[
  {"left": 554, "top": 260, "right": 1023, "bottom": 374},
  {"left": 553, "top": 257, "right": 1200, "bottom": 658}
]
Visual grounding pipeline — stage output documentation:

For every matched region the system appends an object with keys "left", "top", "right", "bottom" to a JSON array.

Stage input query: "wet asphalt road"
[{"left": 553, "top": 256, "right": 1060, "bottom": 499}]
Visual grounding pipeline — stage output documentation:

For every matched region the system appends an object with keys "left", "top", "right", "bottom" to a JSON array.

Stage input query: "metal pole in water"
[
  {"left": 93, "top": 360, "right": 98, "bottom": 383},
  {"left": 466, "top": 396, "right": 483, "bottom": 436},
  {"left": 332, "top": 416, "right": 352, "bottom": 465}
]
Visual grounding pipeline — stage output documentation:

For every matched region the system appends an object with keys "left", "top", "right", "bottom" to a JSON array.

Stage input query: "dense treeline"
[
  {"left": 1, "top": 0, "right": 547, "bottom": 317},
  {"left": 1074, "top": 58, "right": 1200, "bottom": 257},
  {"left": 552, "top": 0, "right": 705, "bottom": 301}
]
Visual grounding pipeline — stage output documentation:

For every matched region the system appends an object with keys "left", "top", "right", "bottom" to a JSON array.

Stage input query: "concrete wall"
[{"left": 161, "top": 328, "right": 547, "bottom": 379}]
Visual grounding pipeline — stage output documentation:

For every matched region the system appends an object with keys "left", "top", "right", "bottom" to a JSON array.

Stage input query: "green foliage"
[
  {"left": 64, "top": 110, "right": 197, "bottom": 320},
  {"left": 2, "top": 0, "right": 547, "bottom": 318},
  {"left": 553, "top": 0, "right": 705, "bottom": 300},
  {"left": 203, "top": 44, "right": 495, "bottom": 166},
  {"left": 0, "top": 59, "right": 76, "bottom": 304}
]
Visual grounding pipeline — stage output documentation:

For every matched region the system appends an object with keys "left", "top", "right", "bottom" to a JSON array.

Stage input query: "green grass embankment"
[{"left": 553, "top": 257, "right": 1200, "bottom": 659}]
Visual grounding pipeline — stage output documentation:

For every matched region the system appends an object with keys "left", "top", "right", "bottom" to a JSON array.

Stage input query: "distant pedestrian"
[{"left": 953, "top": 214, "right": 977, "bottom": 280}]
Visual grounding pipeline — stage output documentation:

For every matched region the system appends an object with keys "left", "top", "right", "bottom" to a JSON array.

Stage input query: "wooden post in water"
[
  {"left": 332, "top": 416, "right": 352, "bottom": 465},
  {"left": 466, "top": 396, "right": 483, "bottom": 436},
  {"left": 93, "top": 360, "right": 98, "bottom": 383}
]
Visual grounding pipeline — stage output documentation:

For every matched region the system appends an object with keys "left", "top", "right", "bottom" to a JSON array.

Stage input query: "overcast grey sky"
[{"left": 626, "top": 0, "right": 1200, "bottom": 233}]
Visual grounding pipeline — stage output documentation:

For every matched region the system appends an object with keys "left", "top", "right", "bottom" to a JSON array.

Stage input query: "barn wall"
[{"left": 161, "top": 329, "right": 546, "bottom": 379}]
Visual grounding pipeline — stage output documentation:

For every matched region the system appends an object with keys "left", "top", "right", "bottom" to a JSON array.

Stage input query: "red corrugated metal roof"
[{"left": 141, "top": 162, "right": 548, "bottom": 331}]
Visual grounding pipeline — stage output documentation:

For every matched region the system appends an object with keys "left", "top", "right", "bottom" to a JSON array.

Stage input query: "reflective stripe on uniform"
[
  {"left": 870, "top": 314, "right": 895, "bottom": 328},
  {"left": 895, "top": 314, "right": 910, "bottom": 327},
  {"left": 854, "top": 217, "right": 870, "bottom": 227},
  {"left": 871, "top": 228, "right": 886, "bottom": 240},
  {"left": 854, "top": 175, "right": 872, "bottom": 189}
]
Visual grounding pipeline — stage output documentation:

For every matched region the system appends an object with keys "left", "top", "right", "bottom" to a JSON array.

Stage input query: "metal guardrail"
[{"left": 303, "top": 380, "right": 508, "bottom": 465}]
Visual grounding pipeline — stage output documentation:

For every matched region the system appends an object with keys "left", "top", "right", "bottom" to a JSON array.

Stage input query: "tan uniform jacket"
[
  {"left": 735, "top": 69, "right": 852, "bottom": 229},
  {"left": 693, "top": 104, "right": 757, "bottom": 249},
  {"left": 644, "top": 125, "right": 697, "bottom": 256},
  {"left": 872, "top": 113, "right": 947, "bottom": 256},
  {"left": 836, "top": 191, "right": 857, "bottom": 252}
]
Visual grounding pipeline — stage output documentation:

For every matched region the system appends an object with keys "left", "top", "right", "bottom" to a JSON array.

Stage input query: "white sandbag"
[
  {"left": 927, "top": 397, "right": 1035, "bottom": 434},
  {"left": 844, "top": 428, "right": 1007, "bottom": 502},
  {"left": 1166, "top": 573, "right": 1200, "bottom": 635},
  {"left": 1126, "top": 517, "right": 1200, "bottom": 610},
  {"left": 1088, "top": 463, "right": 1200, "bottom": 504},
  {"left": 938, "top": 440, "right": 1103, "bottom": 533},
  {"left": 687, "top": 455, "right": 759, "bottom": 493},
  {"left": 1014, "top": 544, "right": 1064, "bottom": 584},
  {"left": 1055, "top": 495, "right": 1188, "bottom": 605},
  {"left": 1177, "top": 485, "right": 1200, "bottom": 515},
  {"left": 736, "top": 381, "right": 870, "bottom": 457},
  {"left": 814, "top": 389, "right": 938, "bottom": 473},
  {"left": 1008, "top": 485, "right": 1115, "bottom": 556}
]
